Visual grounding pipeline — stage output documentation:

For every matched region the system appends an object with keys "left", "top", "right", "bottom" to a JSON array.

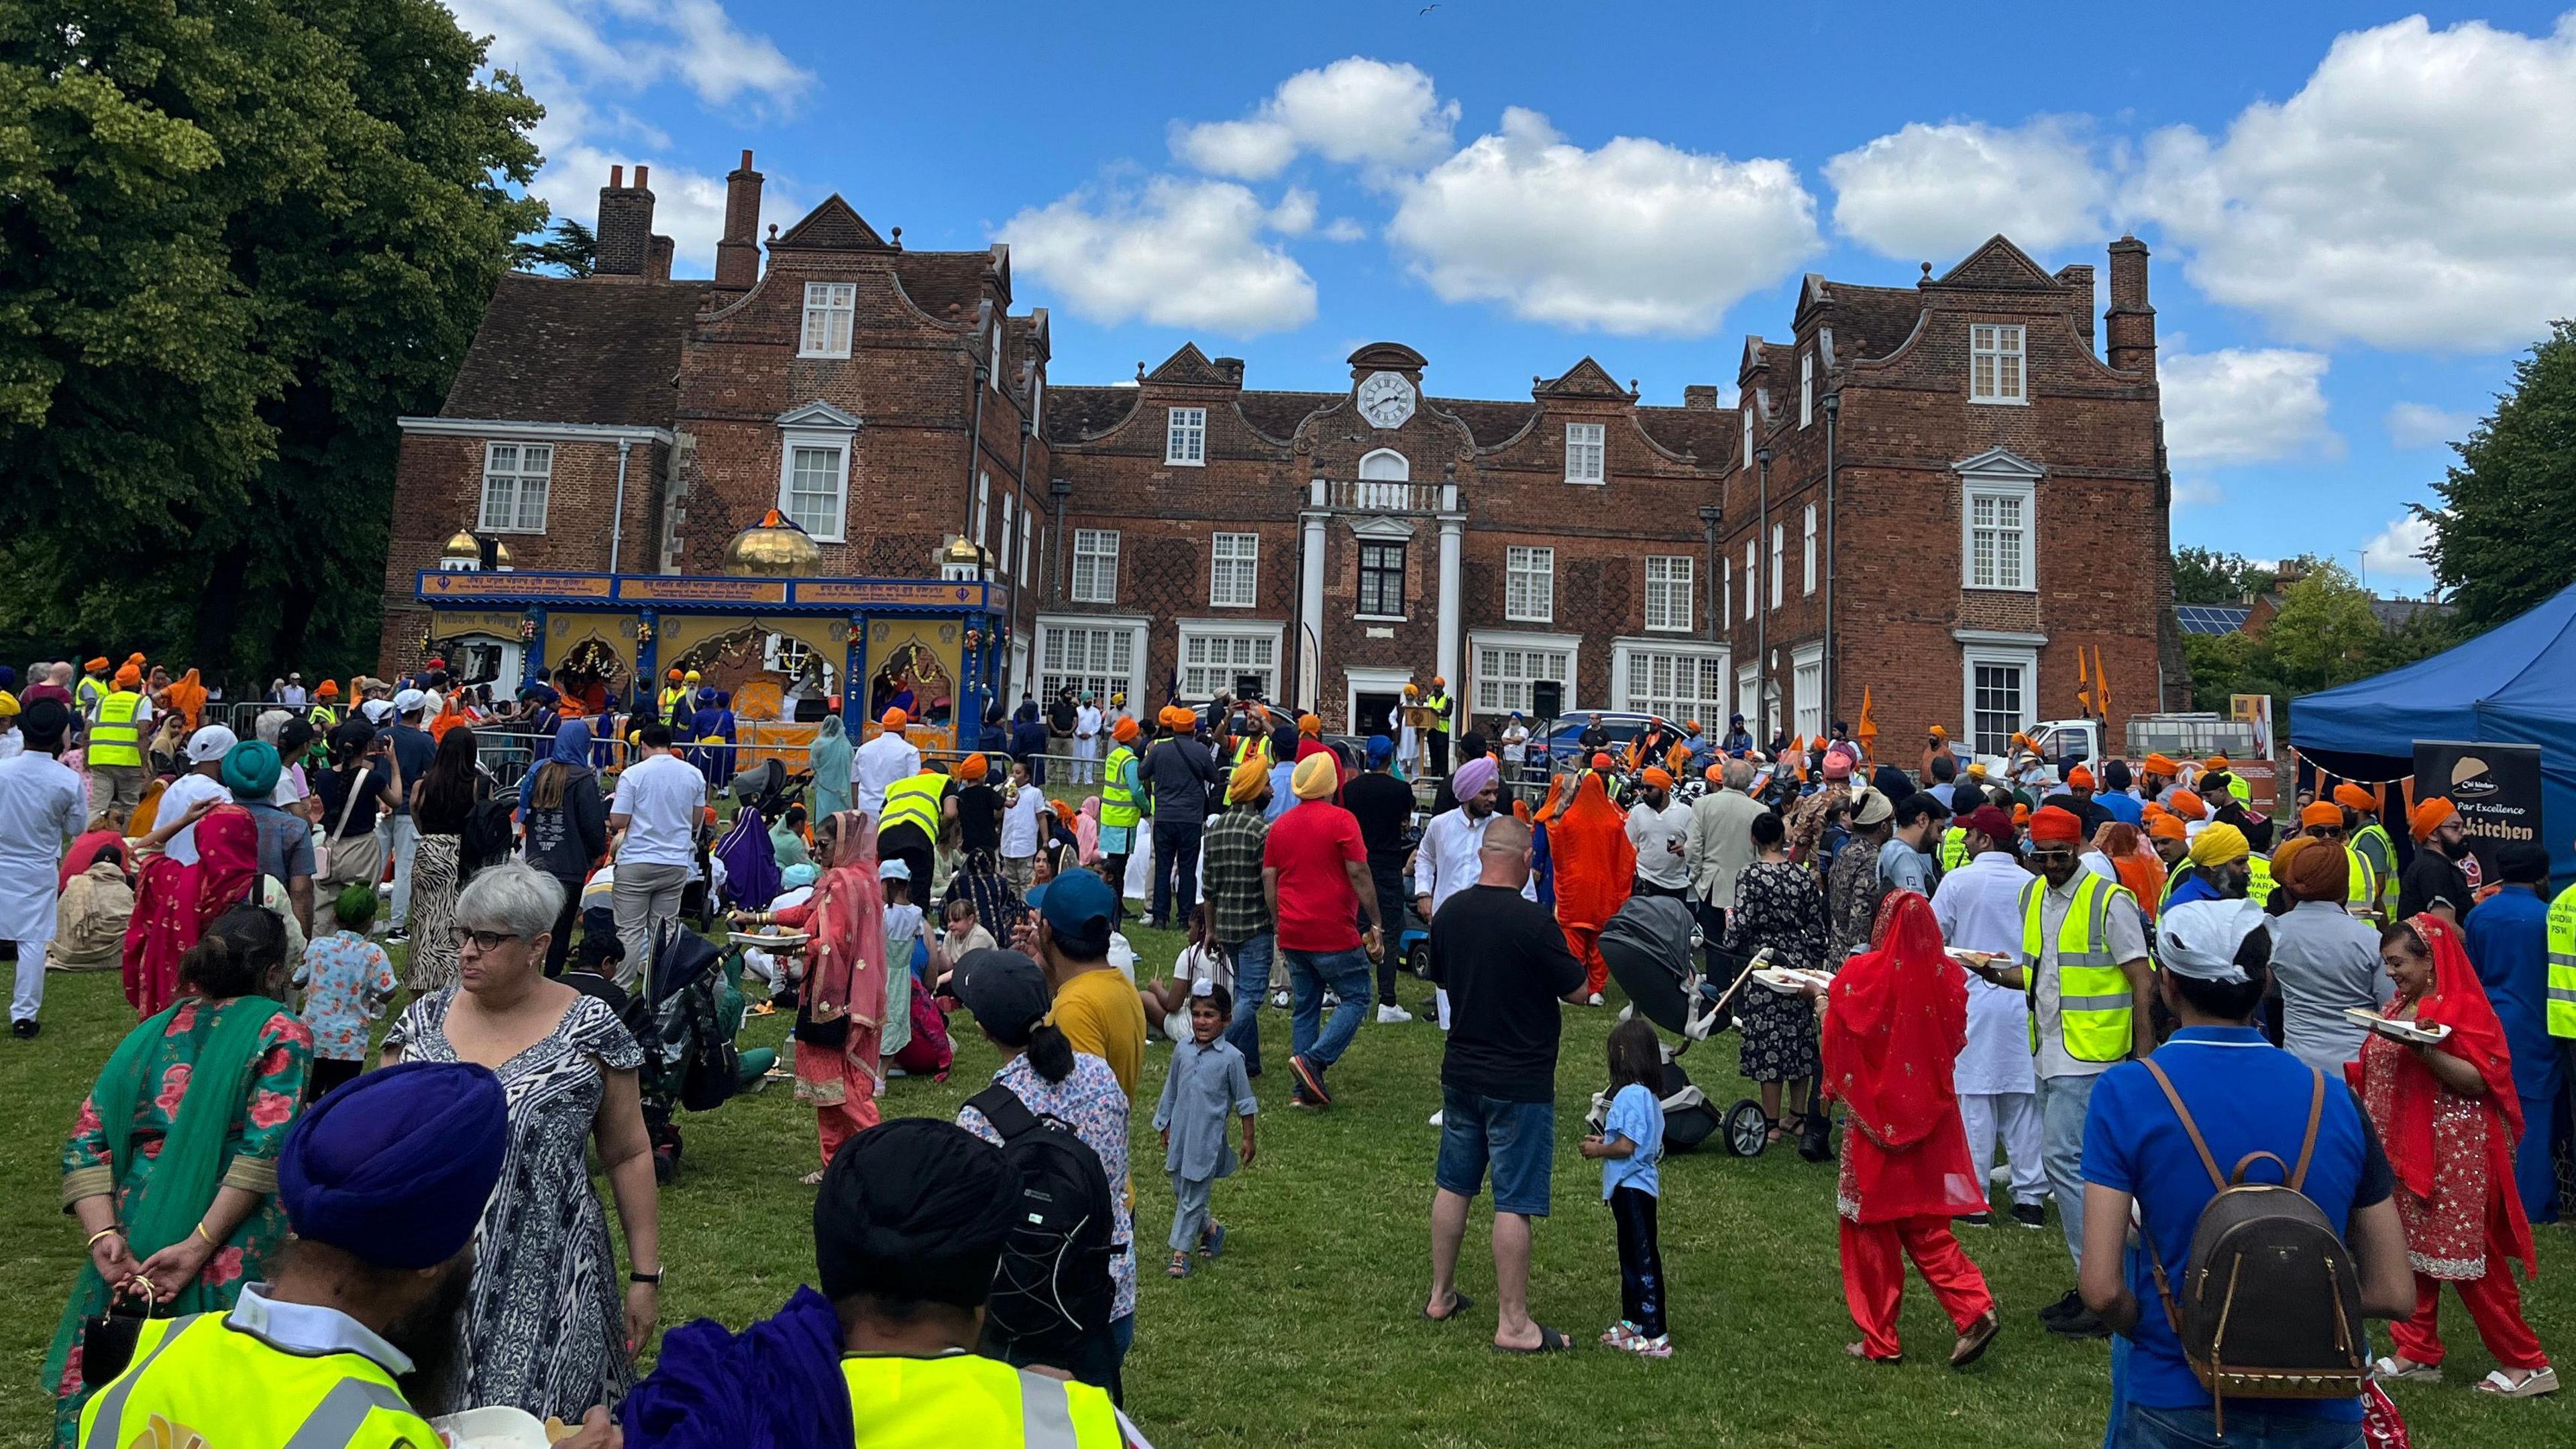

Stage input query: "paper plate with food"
[
  {"left": 2343, "top": 1008, "right": 2451, "bottom": 1046},
  {"left": 1754, "top": 966, "right": 1835, "bottom": 996}
]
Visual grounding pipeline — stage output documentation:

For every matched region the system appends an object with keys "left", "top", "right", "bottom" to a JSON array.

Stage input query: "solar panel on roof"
[{"left": 2173, "top": 605, "right": 2251, "bottom": 635}]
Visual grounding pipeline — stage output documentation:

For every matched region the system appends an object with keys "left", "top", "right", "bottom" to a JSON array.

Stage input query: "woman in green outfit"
[{"left": 45, "top": 903, "right": 313, "bottom": 1446}]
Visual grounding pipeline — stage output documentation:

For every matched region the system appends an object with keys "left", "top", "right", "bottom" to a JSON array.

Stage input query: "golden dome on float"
[
  {"left": 722, "top": 508, "right": 821, "bottom": 576},
  {"left": 440, "top": 530, "right": 481, "bottom": 563}
]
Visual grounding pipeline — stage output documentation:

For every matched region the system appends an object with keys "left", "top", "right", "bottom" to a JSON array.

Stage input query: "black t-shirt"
[
  {"left": 315, "top": 761, "right": 392, "bottom": 838},
  {"left": 1428, "top": 885, "right": 1589, "bottom": 1102},
  {"left": 1047, "top": 700, "right": 1077, "bottom": 733},
  {"left": 2397, "top": 849, "right": 2470, "bottom": 920},
  {"left": 1342, "top": 770, "right": 1415, "bottom": 866},
  {"left": 958, "top": 782, "right": 1004, "bottom": 855}
]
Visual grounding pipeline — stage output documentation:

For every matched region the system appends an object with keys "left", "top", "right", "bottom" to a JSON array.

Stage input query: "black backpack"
[
  {"left": 2138, "top": 1060, "right": 2369, "bottom": 1429},
  {"left": 461, "top": 795, "right": 517, "bottom": 874},
  {"left": 965, "top": 1083, "right": 1117, "bottom": 1368}
]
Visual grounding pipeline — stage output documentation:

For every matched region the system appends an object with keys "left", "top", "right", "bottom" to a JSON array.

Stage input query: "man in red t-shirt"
[{"left": 1264, "top": 752, "right": 1385, "bottom": 1107}]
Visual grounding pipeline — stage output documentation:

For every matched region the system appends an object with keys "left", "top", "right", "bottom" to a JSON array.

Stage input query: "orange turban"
[
  {"left": 2029, "top": 804, "right": 2084, "bottom": 845},
  {"left": 2332, "top": 783, "right": 2377, "bottom": 813},
  {"left": 2143, "top": 753, "right": 2180, "bottom": 777},
  {"left": 2204, "top": 755, "right": 2231, "bottom": 771},
  {"left": 2065, "top": 765, "right": 2095, "bottom": 790},
  {"left": 2409, "top": 796, "right": 2457, "bottom": 842},
  {"left": 2012, "top": 803, "right": 2033, "bottom": 828},
  {"left": 1929, "top": 725, "right": 1948, "bottom": 740},
  {"left": 956, "top": 753, "right": 989, "bottom": 782},
  {"left": 113, "top": 664, "right": 142, "bottom": 688},
  {"left": 85, "top": 657, "right": 109, "bottom": 672},
  {"left": 881, "top": 708, "right": 908, "bottom": 730},
  {"left": 1112, "top": 716, "right": 1138, "bottom": 743},
  {"left": 1640, "top": 767, "right": 1673, "bottom": 790},
  {"left": 2168, "top": 790, "right": 2206, "bottom": 820},
  {"left": 1296, "top": 713, "right": 1322, "bottom": 737},
  {"left": 1590, "top": 753, "right": 1613, "bottom": 771},
  {"left": 1704, "top": 764, "right": 1725, "bottom": 784},
  {"left": 667, "top": 667, "right": 683, "bottom": 681},
  {"left": 2149, "top": 815, "right": 2188, "bottom": 843},
  {"left": 2298, "top": 800, "right": 2343, "bottom": 830}
]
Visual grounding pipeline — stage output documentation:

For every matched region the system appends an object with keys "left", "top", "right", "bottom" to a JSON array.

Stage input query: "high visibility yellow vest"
[
  {"left": 1100, "top": 745, "right": 1139, "bottom": 828},
  {"left": 1424, "top": 692, "right": 1452, "bottom": 735},
  {"left": 2247, "top": 852, "right": 2273, "bottom": 905},
  {"left": 842, "top": 1353, "right": 1120, "bottom": 1448},
  {"left": 307, "top": 704, "right": 339, "bottom": 731},
  {"left": 2343, "top": 843, "right": 2377, "bottom": 918},
  {"left": 659, "top": 686, "right": 691, "bottom": 723},
  {"left": 1939, "top": 826, "right": 1969, "bottom": 873},
  {"left": 2161, "top": 860, "right": 2198, "bottom": 908},
  {"left": 76, "top": 676, "right": 107, "bottom": 713},
  {"left": 2546, "top": 880, "right": 2576, "bottom": 1040},
  {"left": 880, "top": 773, "right": 945, "bottom": 843},
  {"left": 2225, "top": 773, "right": 2251, "bottom": 806},
  {"left": 78, "top": 1311, "right": 437, "bottom": 1449},
  {"left": 2021, "top": 871, "right": 2139, "bottom": 1063},
  {"left": 2352, "top": 824, "right": 2397, "bottom": 911},
  {"left": 88, "top": 691, "right": 146, "bottom": 767}
]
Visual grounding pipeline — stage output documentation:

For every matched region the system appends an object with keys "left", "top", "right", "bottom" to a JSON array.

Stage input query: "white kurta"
[
  {"left": 0, "top": 753, "right": 84, "bottom": 943},
  {"left": 1930, "top": 850, "right": 2039, "bottom": 1095}
]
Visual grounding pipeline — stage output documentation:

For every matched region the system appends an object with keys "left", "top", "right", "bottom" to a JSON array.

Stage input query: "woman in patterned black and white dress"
[
  {"left": 1725, "top": 808, "right": 1827, "bottom": 1143},
  {"left": 385, "top": 861, "right": 661, "bottom": 1419}
]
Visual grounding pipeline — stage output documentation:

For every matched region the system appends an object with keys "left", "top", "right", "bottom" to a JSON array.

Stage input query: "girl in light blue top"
[{"left": 1582, "top": 1017, "right": 1670, "bottom": 1356}]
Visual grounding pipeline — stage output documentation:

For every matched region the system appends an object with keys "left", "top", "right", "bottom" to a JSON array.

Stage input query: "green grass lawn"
[{"left": 3, "top": 932, "right": 2569, "bottom": 1448}]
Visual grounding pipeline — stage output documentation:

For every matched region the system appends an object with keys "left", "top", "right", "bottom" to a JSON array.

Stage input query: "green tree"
[
  {"left": 515, "top": 217, "right": 596, "bottom": 278},
  {"left": 2172, "top": 547, "right": 2278, "bottom": 605},
  {"left": 2424, "top": 319, "right": 2576, "bottom": 631},
  {"left": 2265, "top": 562, "right": 2387, "bottom": 692},
  {"left": 0, "top": 0, "right": 543, "bottom": 682}
]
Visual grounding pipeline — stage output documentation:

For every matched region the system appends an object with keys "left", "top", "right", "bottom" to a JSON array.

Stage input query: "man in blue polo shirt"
[{"left": 2080, "top": 898, "right": 2417, "bottom": 1449}]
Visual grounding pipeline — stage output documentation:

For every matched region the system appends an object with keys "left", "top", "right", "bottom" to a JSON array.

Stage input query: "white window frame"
[
  {"left": 1037, "top": 614, "right": 1146, "bottom": 709},
  {"left": 1791, "top": 641, "right": 1824, "bottom": 741},
  {"left": 1799, "top": 350, "right": 1815, "bottom": 427},
  {"left": 777, "top": 433, "right": 852, "bottom": 542},
  {"left": 1960, "top": 636, "right": 2041, "bottom": 758},
  {"left": 1962, "top": 477, "right": 2036, "bottom": 592},
  {"left": 1644, "top": 555, "right": 1693, "bottom": 633},
  {"left": 478, "top": 441, "right": 553, "bottom": 534},
  {"left": 1470, "top": 629, "right": 1580, "bottom": 718},
  {"left": 1613, "top": 638, "right": 1729, "bottom": 722},
  {"left": 1970, "top": 323, "right": 2027, "bottom": 405},
  {"left": 1210, "top": 531, "right": 1259, "bottom": 608},
  {"left": 1018, "top": 511, "right": 1034, "bottom": 586},
  {"left": 1505, "top": 545, "right": 1555, "bottom": 624},
  {"left": 1741, "top": 408, "right": 1754, "bottom": 468},
  {"left": 1769, "top": 524, "right": 1784, "bottom": 609},
  {"left": 1564, "top": 421, "right": 1606, "bottom": 485},
  {"left": 1165, "top": 407, "right": 1206, "bottom": 466},
  {"left": 1722, "top": 557, "right": 1733, "bottom": 627},
  {"left": 1735, "top": 663, "right": 1759, "bottom": 734},
  {"left": 799, "top": 282, "right": 855, "bottom": 358},
  {"left": 1743, "top": 541, "right": 1756, "bottom": 620},
  {"left": 989, "top": 326, "right": 1003, "bottom": 392},
  {"left": 1802, "top": 504, "right": 1817, "bottom": 596},
  {"left": 1070, "top": 528, "right": 1120, "bottom": 604},
  {"left": 1175, "top": 619, "right": 1283, "bottom": 700},
  {"left": 974, "top": 472, "right": 991, "bottom": 548},
  {"left": 998, "top": 492, "right": 1016, "bottom": 576}
]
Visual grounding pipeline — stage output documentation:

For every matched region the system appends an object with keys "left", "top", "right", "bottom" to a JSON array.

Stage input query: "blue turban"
[
  {"left": 781, "top": 862, "right": 819, "bottom": 890},
  {"left": 1366, "top": 734, "right": 1394, "bottom": 767},
  {"left": 221, "top": 739, "right": 282, "bottom": 800},
  {"left": 279, "top": 1061, "right": 508, "bottom": 1269}
]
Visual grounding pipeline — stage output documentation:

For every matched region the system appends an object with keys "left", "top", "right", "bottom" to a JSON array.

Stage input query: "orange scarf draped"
[{"left": 1548, "top": 771, "right": 1633, "bottom": 929}]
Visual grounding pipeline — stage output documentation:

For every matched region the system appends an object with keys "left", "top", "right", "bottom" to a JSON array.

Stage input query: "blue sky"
[{"left": 453, "top": 2, "right": 2576, "bottom": 595}]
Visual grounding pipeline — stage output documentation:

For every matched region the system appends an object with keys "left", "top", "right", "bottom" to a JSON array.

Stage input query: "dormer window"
[
  {"left": 1166, "top": 407, "right": 1205, "bottom": 466},
  {"left": 1971, "top": 325, "right": 2027, "bottom": 404},
  {"left": 1564, "top": 423, "right": 1605, "bottom": 484},
  {"left": 800, "top": 283, "right": 855, "bottom": 358}
]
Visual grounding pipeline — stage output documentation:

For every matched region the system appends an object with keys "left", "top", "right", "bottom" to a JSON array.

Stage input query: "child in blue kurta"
[{"left": 1154, "top": 983, "right": 1258, "bottom": 1277}]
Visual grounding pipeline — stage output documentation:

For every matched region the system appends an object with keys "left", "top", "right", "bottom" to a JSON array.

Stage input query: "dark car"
[{"left": 1527, "top": 710, "right": 1663, "bottom": 776}]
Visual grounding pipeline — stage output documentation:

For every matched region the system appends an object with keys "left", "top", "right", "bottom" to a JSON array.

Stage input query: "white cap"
[
  {"left": 877, "top": 859, "right": 911, "bottom": 881},
  {"left": 393, "top": 688, "right": 427, "bottom": 715},
  {"left": 184, "top": 724, "right": 239, "bottom": 763},
  {"left": 360, "top": 700, "right": 395, "bottom": 725},
  {"left": 2157, "top": 898, "right": 2269, "bottom": 984}
]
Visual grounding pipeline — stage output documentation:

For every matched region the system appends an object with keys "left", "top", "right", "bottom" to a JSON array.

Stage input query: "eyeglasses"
[{"left": 450, "top": 928, "right": 523, "bottom": 952}]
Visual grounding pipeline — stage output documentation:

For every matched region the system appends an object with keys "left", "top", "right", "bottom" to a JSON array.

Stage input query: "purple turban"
[
  {"left": 1451, "top": 755, "right": 1499, "bottom": 803},
  {"left": 278, "top": 1060, "right": 508, "bottom": 1269}
]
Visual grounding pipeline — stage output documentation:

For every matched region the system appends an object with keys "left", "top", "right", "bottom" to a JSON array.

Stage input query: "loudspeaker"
[{"left": 1531, "top": 680, "right": 1564, "bottom": 722}]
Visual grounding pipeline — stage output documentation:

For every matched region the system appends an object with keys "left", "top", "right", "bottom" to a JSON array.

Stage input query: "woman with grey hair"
[{"left": 383, "top": 860, "right": 660, "bottom": 1419}]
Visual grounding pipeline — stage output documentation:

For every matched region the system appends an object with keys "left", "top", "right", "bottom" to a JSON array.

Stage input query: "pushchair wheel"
[{"left": 1723, "top": 1099, "right": 1770, "bottom": 1157}]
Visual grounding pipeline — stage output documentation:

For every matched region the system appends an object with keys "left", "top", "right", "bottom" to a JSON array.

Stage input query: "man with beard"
[
  {"left": 2164, "top": 822, "right": 2253, "bottom": 910},
  {"left": 78, "top": 1061, "right": 621, "bottom": 1448},
  {"left": 2399, "top": 796, "right": 2475, "bottom": 926},
  {"left": 1414, "top": 755, "right": 1527, "bottom": 1032}
]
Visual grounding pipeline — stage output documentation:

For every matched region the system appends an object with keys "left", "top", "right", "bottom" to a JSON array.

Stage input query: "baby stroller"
[
  {"left": 730, "top": 756, "right": 810, "bottom": 822},
  {"left": 580, "top": 922, "right": 744, "bottom": 1182},
  {"left": 1594, "top": 893, "right": 1778, "bottom": 1158}
]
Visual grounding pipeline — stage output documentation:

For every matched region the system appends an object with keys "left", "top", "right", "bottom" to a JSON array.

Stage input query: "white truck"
[{"left": 2003, "top": 713, "right": 2279, "bottom": 810}]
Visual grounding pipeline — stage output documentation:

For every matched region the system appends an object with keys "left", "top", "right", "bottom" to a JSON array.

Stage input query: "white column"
[
  {"left": 1436, "top": 511, "right": 1464, "bottom": 694},
  {"left": 1299, "top": 506, "right": 1328, "bottom": 712}
]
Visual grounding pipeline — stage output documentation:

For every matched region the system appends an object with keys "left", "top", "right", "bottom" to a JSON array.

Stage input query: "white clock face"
[{"left": 1357, "top": 370, "right": 1416, "bottom": 429}]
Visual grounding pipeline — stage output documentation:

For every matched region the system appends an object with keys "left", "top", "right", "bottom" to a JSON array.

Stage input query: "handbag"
[
  {"left": 325, "top": 746, "right": 395, "bottom": 879},
  {"left": 79, "top": 1277, "right": 162, "bottom": 1389}
]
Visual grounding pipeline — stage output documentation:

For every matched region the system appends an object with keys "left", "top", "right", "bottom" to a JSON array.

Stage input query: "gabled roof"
[
  {"left": 1635, "top": 407, "right": 1735, "bottom": 464},
  {"left": 1040, "top": 386, "right": 1142, "bottom": 445},
  {"left": 1815, "top": 283, "right": 1927, "bottom": 363},
  {"left": 439, "top": 272, "right": 701, "bottom": 427},
  {"left": 1953, "top": 445, "right": 2045, "bottom": 478},
  {"left": 1933, "top": 235, "right": 2063, "bottom": 292},
  {"left": 779, "top": 399, "right": 861, "bottom": 429},
  {"left": 770, "top": 195, "right": 893, "bottom": 251},
  {"left": 888, "top": 252, "right": 995, "bottom": 321},
  {"left": 1532, "top": 357, "right": 1635, "bottom": 402},
  {"left": 1236, "top": 390, "right": 1338, "bottom": 441},
  {"left": 1146, "top": 343, "right": 1239, "bottom": 388}
]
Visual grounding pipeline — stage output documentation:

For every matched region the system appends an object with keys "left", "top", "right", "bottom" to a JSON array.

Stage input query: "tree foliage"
[
  {"left": 514, "top": 217, "right": 596, "bottom": 278},
  {"left": 0, "top": 0, "right": 543, "bottom": 682},
  {"left": 2178, "top": 559, "right": 2453, "bottom": 727},
  {"left": 2424, "top": 319, "right": 2576, "bottom": 632},
  {"left": 2171, "top": 547, "right": 2277, "bottom": 606}
]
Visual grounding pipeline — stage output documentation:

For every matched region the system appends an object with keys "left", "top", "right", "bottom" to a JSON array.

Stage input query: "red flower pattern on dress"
[
  {"left": 153, "top": 1063, "right": 193, "bottom": 1116},
  {"left": 164, "top": 1002, "right": 198, "bottom": 1035},
  {"left": 246, "top": 1089, "right": 296, "bottom": 1130},
  {"left": 72, "top": 1097, "right": 101, "bottom": 1137},
  {"left": 201, "top": 1244, "right": 246, "bottom": 1287}
]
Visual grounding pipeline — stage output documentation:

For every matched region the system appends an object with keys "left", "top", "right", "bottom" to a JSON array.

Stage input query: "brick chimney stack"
[
  {"left": 2106, "top": 235, "right": 2155, "bottom": 378},
  {"left": 714, "top": 149, "right": 764, "bottom": 291},
  {"left": 1682, "top": 384, "right": 1721, "bottom": 410},
  {"left": 596, "top": 163, "right": 656, "bottom": 277}
]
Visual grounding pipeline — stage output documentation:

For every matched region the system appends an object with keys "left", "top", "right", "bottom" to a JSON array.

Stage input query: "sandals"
[
  {"left": 2475, "top": 1366, "right": 2558, "bottom": 1398},
  {"left": 1199, "top": 1224, "right": 1227, "bottom": 1259},
  {"left": 1949, "top": 1309, "right": 2000, "bottom": 1370},
  {"left": 1420, "top": 1291, "right": 1474, "bottom": 1322},
  {"left": 1167, "top": 1252, "right": 1193, "bottom": 1279},
  {"left": 798, "top": 1168, "right": 826, "bottom": 1186},
  {"left": 2371, "top": 1355, "right": 2442, "bottom": 1385},
  {"left": 1843, "top": 1341, "right": 1902, "bottom": 1364},
  {"left": 1622, "top": 1334, "right": 1673, "bottom": 1359},
  {"left": 1764, "top": 1114, "right": 1786, "bottom": 1143},
  {"left": 1493, "top": 1325, "right": 1573, "bottom": 1354}
]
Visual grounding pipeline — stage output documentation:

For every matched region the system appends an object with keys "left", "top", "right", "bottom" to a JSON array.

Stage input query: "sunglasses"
[{"left": 451, "top": 928, "right": 523, "bottom": 952}]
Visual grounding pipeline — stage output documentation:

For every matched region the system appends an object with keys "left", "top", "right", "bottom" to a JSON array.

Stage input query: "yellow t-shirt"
[{"left": 1049, "top": 965, "right": 1146, "bottom": 1104}]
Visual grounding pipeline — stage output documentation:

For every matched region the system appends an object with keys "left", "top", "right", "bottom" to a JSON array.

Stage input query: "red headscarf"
[
  {"left": 2374, "top": 913, "right": 2534, "bottom": 1275},
  {"left": 1824, "top": 892, "right": 1986, "bottom": 1221},
  {"left": 120, "top": 806, "right": 262, "bottom": 1016},
  {"left": 802, "top": 812, "right": 889, "bottom": 1076},
  {"left": 1546, "top": 771, "right": 1633, "bottom": 930}
]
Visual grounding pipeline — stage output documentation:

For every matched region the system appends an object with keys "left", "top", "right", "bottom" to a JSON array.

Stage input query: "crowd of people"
[{"left": 7, "top": 643, "right": 2573, "bottom": 1447}]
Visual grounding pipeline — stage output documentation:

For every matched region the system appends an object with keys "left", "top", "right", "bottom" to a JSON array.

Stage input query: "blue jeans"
[
  {"left": 1284, "top": 945, "right": 1372, "bottom": 1074},
  {"left": 2038, "top": 1071, "right": 2100, "bottom": 1267},
  {"left": 2118, "top": 1405, "right": 2360, "bottom": 1449},
  {"left": 1434, "top": 1085, "right": 1556, "bottom": 1217},
  {"left": 1222, "top": 934, "right": 1273, "bottom": 1075}
]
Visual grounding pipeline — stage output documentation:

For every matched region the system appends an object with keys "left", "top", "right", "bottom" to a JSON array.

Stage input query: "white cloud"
[
  {"left": 1386, "top": 107, "right": 1819, "bottom": 336},
  {"left": 2125, "top": 14, "right": 2576, "bottom": 351},
  {"left": 2360, "top": 513, "right": 2437, "bottom": 586},
  {"left": 2159, "top": 347, "right": 2336, "bottom": 466},
  {"left": 2170, "top": 478, "right": 2224, "bottom": 509},
  {"left": 1825, "top": 117, "right": 2108, "bottom": 260},
  {"left": 448, "top": 0, "right": 813, "bottom": 268},
  {"left": 2385, "top": 401, "right": 2477, "bottom": 449},
  {"left": 1319, "top": 217, "right": 1368, "bottom": 243},
  {"left": 1003, "top": 177, "right": 1319, "bottom": 335},
  {"left": 1171, "top": 57, "right": 1458, "bottom": 179},
  {"left": 1268, "top": 187, "right": 1318, "bottom": 237}
]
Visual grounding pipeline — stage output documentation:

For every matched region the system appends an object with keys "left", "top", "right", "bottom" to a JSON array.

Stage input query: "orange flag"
[
  {"left": 2094, "top": 645, "right": 2112, "bottom": 720},
  {"left": 2076, "top": 647, "right": 2092, "bottom": 714},
  {"left": 1856, "top": 686, "right": 1878, "bottom": 759}
]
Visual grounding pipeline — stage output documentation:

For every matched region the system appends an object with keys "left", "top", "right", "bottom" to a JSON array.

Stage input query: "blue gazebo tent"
[{"left": 2291, "top": 580, "right": 2576, "bottom": 881}]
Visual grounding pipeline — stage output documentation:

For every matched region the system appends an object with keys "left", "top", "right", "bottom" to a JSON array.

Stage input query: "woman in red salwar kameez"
[
  {"left": 1823, "top": 890, "right": 2000, "bottom": 1367},
  {"left": 736, "top": 810, "right": 887, "bottom": 1185},
  {"left": 2359, "top": 913, "right": 2555, "bottom": 1397}
]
